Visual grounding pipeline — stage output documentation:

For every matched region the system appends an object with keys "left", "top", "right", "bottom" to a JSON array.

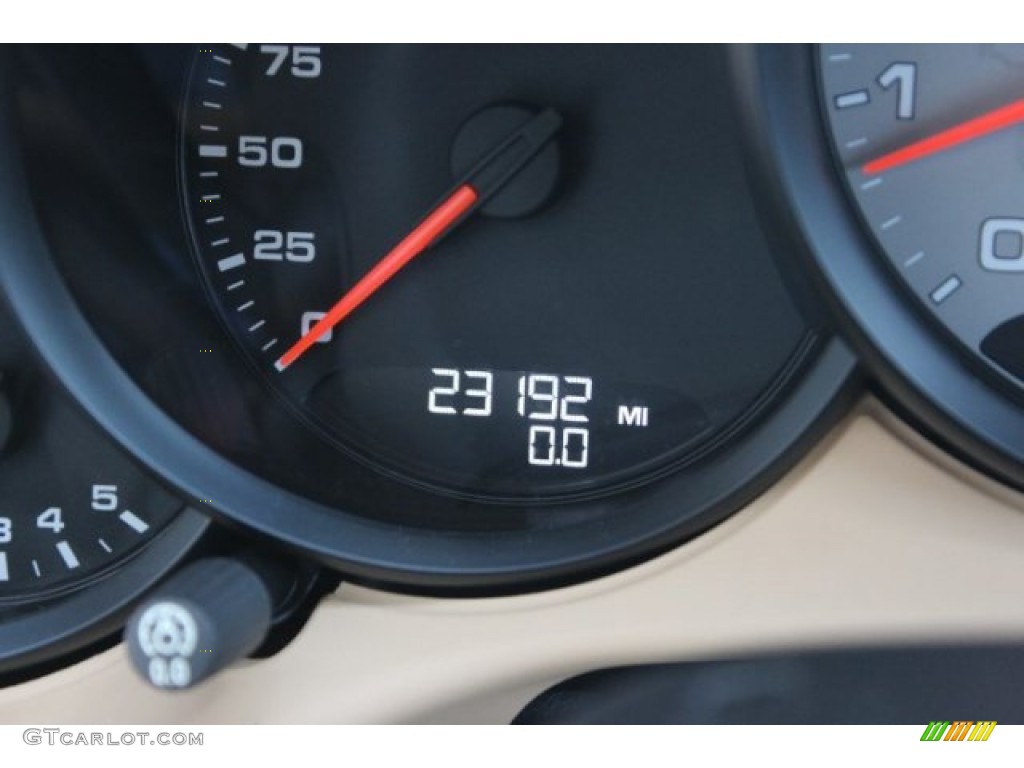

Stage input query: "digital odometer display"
[
  {"left": 303, "top": 366, "right": 708, "bottom": 495},
  {"left": 181, "top": 44, "right": 810, "bottom": 501}
]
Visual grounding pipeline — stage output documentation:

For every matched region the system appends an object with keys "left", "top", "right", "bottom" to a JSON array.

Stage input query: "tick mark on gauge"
[
  {"left": 930, "top": 275, "right": 962, "bottom": 304},
  {"left": 119, "top": 510, "right": 150, "bottom": 534},
  {"left": 207, "top": 78, "right": 226, "bottom": 87},
  {"left": 828, "top": 52, "right": 853, "bottom": 62},
  {"left": 202, "top": 101, "right": 222, "bottom": 110},
  {"left": 248, "top": 320, "right": 266, "bottom": 332},
  {"left": 226, "top": 280, "right": 245, "bottom": 291},
  {"left": 98, "top": 539, "right": 112, "bottom": 553},
  {"left": 200, "top": 125, "right": 220, "bottom": 133},
  {"left": 217, "top": 254, "right": 246, "bottom": 272},
  {"left": 31, "top": 560, "right": 40, "bottom": 578},
  {"left": 211, "top": 238, "right": 229, "bottom": 247},
  {"left": 881, "top": 215, "right": 902, "bottom": 230},
  {"left": 200, "top": 172, "right": 219, "bottom": 179},
  {"left": 201, "top": 194, "right": 221, "bottom": 202},
  {"left": 835, "top": 90, "right": 870, "bottom": 110},
  {"left": 845, "top": 137, "right": 869, "bottom": 149},
  {"left": 860, "top": 177, "right": 883, "bottom": 191},
  {"left": 261, "top": 338, "right": 279, "bottom": 352},
  {"left": 206, "top": 215, "right": 225, "bottom": 224},
  {"left": 212, "top": 55, "right": 232, "bottom": 66},
  {"left": 0, "top": 553, "right": 8, "bottom": 582},
  {"left": 56, "top": 541, "right": 80, "bottom": 570},
  {"left": 237, "top": 300, "right": 254, "bottom": 312},
  {"left": 199, "top": 145, "right": 227, "bottom": 158},
  {"left": 904, "top": 251, "right": 925, "bottom": 268}
]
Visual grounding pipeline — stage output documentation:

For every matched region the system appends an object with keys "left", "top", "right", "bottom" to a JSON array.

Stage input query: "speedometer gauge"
[
  {"left": 182, "top": 45, "right": 811, "bottom": 500},
  {"left": 2, "top": 45, "right": 855, "bottom": 591}
]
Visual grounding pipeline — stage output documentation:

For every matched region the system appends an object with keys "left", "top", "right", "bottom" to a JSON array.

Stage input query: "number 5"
[{"left": 92, "top": 484, "right": 119, "bottom": 512}]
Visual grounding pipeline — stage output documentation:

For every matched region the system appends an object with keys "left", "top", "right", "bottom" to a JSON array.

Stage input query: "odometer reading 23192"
[{"left": 429, "top": 370, "right": 595, "bottom": 469}]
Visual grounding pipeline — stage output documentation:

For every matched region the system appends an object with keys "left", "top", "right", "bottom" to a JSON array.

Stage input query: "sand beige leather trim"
[{"left": 1, "top": 396, "right": 1022, "bottom": 724}]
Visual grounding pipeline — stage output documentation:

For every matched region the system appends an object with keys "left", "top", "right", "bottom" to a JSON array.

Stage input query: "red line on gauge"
[
  {"left": 274, "top": 107, "right": 562, "bottom": 373},
  {"left": 863, "top": 98, "right": 1024, "bottom": 175},
  {"left": 274, "top": 185, "right": 478, "bottom": 372}
]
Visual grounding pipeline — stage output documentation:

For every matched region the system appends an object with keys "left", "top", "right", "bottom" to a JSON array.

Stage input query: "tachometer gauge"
[
  {"left": 819, "top": 44, "right": 1024, "bottom": 392},
  {"left": 1, "top": 45, "right": 855, "bottom": 592},
  {"left": 741, "top": 44, "right": 1024, "bottom": 489}
]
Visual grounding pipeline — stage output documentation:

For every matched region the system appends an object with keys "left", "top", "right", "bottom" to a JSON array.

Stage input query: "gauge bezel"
[
  {"left": 733, "top": 44, "right": 1024, "bottom": 490},
  {"left": 0, "top": 45, "right": 858, "bottom": 595}
]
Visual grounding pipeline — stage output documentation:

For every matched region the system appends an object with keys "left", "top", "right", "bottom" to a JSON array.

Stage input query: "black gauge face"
[
  {"left": 819, "top": 44, "right": 1024, "bottom": 390},
  {"left": 0, "top": 276, "right": 205, "bottom": 679},
  {"left": 0, "top": 394, "right": 181, "bottom": 600},
  {"left": 0, "top": 317, "right": 182, "bottom": 601},
  {"left": 5, "top": 44, "right": 853, "bottom": 591},
  {"left": 182, "top": 44, "right": 809, "bottom": 501}
]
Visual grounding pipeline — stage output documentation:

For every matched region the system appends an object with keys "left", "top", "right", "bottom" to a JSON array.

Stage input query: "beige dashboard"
[{"left": 1, "top": 396, "right": 1021, "bottom": 724}]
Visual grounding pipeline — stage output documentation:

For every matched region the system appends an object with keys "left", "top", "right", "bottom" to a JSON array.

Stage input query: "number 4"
[{"left": 37, "top": 507, "right": 65, "bottom": 534}]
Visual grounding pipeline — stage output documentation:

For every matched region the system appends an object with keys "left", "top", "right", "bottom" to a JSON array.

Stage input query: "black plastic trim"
[{"left": 516, "top": 643, "right": 1024, "bottom": 724}]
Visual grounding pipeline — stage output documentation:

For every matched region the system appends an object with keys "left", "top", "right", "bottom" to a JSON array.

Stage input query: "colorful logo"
[{"left": 920, "top": 721, "right": 996, "bottom": 741}]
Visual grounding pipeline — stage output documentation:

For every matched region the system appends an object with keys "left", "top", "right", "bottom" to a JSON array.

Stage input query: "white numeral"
[
  {"left": 428, "top": 369, "right": 493, "bottom": 416},
  {"left": 92, "top": 484, "right": 119, "bottom": 512},
  {"left": 561, "top": 428, "right": 590, "bottom": 468},
  {"left": 878, "top": 62, "right": 916, "bottom": 120},
  {"left": 462, "top": 371, "right": 493, "bottom": 417},
  {"left": 428, "top": 368, "right": 459, "bottom": 415},
  {"left": 980, "top": 218, "right": 1024, "bottom": 272},
  {"left": 528, "top": 425, "right": 557, "bottom": 466},
  {"left": 517, "top": 374, "right": 559, "bottom": 420},
  {"left": 237, "top": 136, "right": 303, "bottom": 169},
  {"left": 259, "top": 45, "right": 322, "bottom": 78},
  {"left": 300, "top": 312, "right": 332, "bottom": 343},
  {"left": 560, "top": 376, "right": 592, "bottom": 423},
  {"left": 37, "top": 507, "right": 65, "bottom": 534},
  {"left": 253, "top": 230, "right": 316, "bottom": 263}
]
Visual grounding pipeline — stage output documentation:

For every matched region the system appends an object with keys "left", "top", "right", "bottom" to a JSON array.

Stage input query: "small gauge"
[
  {"left": 0, "top": 315, "right": 186, "bottom": 602},
  {"left": 0, "top": 385, "right": 183, "bottom": 601},
  {"left": 0, "top": 289, "right": 206, "bottom": 678}
]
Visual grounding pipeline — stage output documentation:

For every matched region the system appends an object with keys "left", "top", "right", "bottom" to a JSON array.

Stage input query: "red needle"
[
  {"left": 274, "top": 107, "right": 562, "bottom": 373},
  {"left": 274, "top": 184, "right": 478, "bottom": 372},
  {"left": 863, "top": 98, "right": 1024, "bottom": 175}
]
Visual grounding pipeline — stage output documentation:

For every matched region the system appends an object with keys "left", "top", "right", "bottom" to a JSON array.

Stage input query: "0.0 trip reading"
[{"left": 428, "top": 369, "right": 593, "bottom": 469}]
